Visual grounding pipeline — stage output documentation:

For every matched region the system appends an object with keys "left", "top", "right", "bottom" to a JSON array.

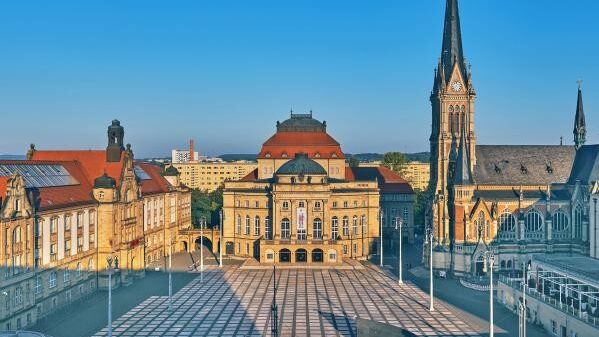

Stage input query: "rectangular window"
[
  {"left": 50, "top": 218, "right": 58, "bottom": 234},
  {"left": 332, "top": 202, "right": 337, "bottom": 208},
  {"left": 35, "top": 276, "right": 42, "bottom": 294},
  {"left": 63, "top": 269, "right": 70, "bottom": 283},
  {"left": 343, "top": 201, "right": 348, "bottom": 208},
  {"left": 49, "top": 272, "right": 57, "bottom": 288}
]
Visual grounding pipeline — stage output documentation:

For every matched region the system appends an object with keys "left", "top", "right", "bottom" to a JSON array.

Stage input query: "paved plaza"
[{"left": 92, "top": 264, "right": 481, "bottom": 337}]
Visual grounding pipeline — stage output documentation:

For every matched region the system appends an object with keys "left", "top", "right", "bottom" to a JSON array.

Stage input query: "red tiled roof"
[
  {"left": 137, "top": 163, "right": 172, "bottom": 195},
  {"left": 349, "top": 166, "right": 414, "bottom": 194},
  {"left": 30, "top": 150, "right": 125, "bottom": 185},
  {"left": 0, "top": 176, "right": 8, "bottom": 200},
  {"left": 240, "top": 169, "right": 259, "bottom": 182},
  {"left": 258, "top": 132, "right": 344, "bottom": 159}
]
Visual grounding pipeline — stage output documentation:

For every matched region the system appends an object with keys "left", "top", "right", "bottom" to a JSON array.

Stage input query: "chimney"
[{"left": 189, "top": 139, "right": 195, "bottom": 162}]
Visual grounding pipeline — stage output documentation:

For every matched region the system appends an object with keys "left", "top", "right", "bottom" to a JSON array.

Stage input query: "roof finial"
[
  {"left": 577, "top": 79, "right": 583, "bottom": 90},
  {"left": 560, "top": 136, "right": 563, "bottom": 146},
  {"left": 290, "top": 108, "right": 293, "bottom": 117}
]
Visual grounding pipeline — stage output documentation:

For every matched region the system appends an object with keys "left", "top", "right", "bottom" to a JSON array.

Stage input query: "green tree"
[
  {"left": 412, "top": 190, "right": 428, "bottom": 234},
  {"left": 348, "top": 156, "right": 360, "bottom": 168},
  {"left": 382, "top": 152, "right": 408, "bottom": 175},
  {"left": 191, "top": 187, "right": 223, "bottom": 228}
]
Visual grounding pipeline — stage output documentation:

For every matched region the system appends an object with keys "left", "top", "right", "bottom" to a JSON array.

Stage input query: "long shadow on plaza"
[{"left": 29, "top": 252, "right": 263, "bottom": 337}]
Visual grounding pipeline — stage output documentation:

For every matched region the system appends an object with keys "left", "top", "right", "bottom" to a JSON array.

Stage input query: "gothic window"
[
  {"left": 498, "top": 212, "right": 516, "bottom": 239},
  {"left": 474, "top": 212, "right": 486, "bottom": 240},
  {"left": 574, "top": 205, "right": 583, "bottom": 239},
  {"left": 524, "top": 209, "right": 543, "bottom": 237},
  {"left": 552, "top": 211, "right": 569, "bottom": 232},
  {"left": 342, "top": 216, "right": 349, "bottom": 236},
  {"left": 254, "top": 216, "right": 260, "bottom": 236},
  {"left": 331, "top": 217, "right": 339, "bottom": 240},
  {"left": 313, "top": 218, "right": 322, "bottom": 239},
  {"left": 245, "top": 216, "right": 250, "bottom": 235},
  {"left": 280, "top": 218, "right": 290, "bottom": 239}
]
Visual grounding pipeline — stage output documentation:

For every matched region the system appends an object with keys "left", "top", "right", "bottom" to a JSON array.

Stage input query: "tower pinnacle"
[{"left": 574, "top": 82, "right": 586, "bottom": 149}]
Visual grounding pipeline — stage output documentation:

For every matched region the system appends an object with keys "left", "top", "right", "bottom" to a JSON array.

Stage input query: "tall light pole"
[
  {"left": 426, "top": 226, "right": 434, "bottom": 311},
  {"left": 483, "top": 250, "right": 495, "bottom": 337},
  {"left": 200, "top": 217, "right": 205, "bottom": 283},
  {"left": 379, "top": 209, "right": 384, "bottom": 267},
  {"left": 106, "top": 256, "right": 113, "bottom": 337},
  {"left": 520, "top": 262, "right": 530, "bottom": 337},
  {"left": 219, "top": 209, "right": 223, "bottom": 268},
  {"left": 395, "top": 217, "right": 404, "bottom": 284},
  {"left": 168, "top": 235, "right": 173, "bottom": 311},
  {"left": 271, "top": 265, "right": 279, "bottom": 337}
]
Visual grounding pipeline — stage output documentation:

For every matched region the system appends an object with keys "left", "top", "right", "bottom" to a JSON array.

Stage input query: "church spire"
[
  {"left": 440, "top": 0, "right": 467, "bottom": 83},
  {"left": 574, "top": 81, "right": 586, "bottom": 150},
  {"left": 453, "top": 122, "right": 473, "bottom": 185}
]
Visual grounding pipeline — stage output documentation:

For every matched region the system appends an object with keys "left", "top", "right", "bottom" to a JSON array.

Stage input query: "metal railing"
[{"left": 499, "top": 275, "right": 599, "bottom": 328}]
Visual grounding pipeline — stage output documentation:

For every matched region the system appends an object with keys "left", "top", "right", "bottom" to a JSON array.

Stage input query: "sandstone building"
[
  {"left": 0, "top": 120, "right": 191, "bottom": 331},
  {"left": 223, "top": 113, "right": 413, "bottom": 264}
]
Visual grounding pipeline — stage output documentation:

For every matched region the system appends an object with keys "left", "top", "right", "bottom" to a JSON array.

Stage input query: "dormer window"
[
  {"left": 314, "top": 152, "right": 321, "bottom": 158},
  {"left": 281, "top": 152, "right": 288, "bottom": 158},
  {"left": 265, "top": 153, "right": 271, "bottom": 158},
  {"left": 331, "top": 153, "right": 338, "bottom": 158}
]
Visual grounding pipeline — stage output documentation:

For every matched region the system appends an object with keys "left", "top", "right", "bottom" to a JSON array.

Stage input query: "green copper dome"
[
  {"left": 94, "top": 173, "right": 116, "bottom": 189},
  {"left": 276, "top": 153, "right": 327, "bottom": 176}
]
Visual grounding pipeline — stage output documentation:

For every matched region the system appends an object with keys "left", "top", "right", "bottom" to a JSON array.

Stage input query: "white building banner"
[{"left": 297, "top": 207, "right": 307, "bottom": 231}]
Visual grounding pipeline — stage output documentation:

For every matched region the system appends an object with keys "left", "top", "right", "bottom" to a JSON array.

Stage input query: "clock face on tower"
[{"left": 451, "top": 81, "right": 462, "bottom": 92}]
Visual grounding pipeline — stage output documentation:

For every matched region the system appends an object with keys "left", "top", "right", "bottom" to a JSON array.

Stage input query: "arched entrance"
[
  {"left": 280, "top": 249, "right": 291, "bottom": 263},
  {"left": 226, "top": 241, "right": 234, "bottom": 255},
  {"left": 296, "top": 249, "right": 307, "bottom": 263},
  {"left": 474, "top": 255, "right": 485, "bottom": 276},
  {"left": 312, "top": 249, "right": 323, "bottom": 263},
  {"left": 182, "top": 241, "right": 188, "bottom": 252},
  {"left": 195, "top": 236, "right": 213, "bottom": 251}
]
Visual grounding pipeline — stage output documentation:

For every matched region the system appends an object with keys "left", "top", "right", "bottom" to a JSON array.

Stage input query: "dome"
[
  {"left": 94, "top": 173, "right": 116, "bottom": 188},
  {"left": 163, "top": 165, "right": 179, "bottom": 176},
  {"left": 276, "top": 112, "right": 326, "bottom": 132},
  {"left": 276, "top": 153, "right": 327, "bottom": 176}
]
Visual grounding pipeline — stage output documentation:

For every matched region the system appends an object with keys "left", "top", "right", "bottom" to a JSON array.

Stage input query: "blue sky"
[{"left": 1, "top": 0, "right": 598, "bottom": 158}]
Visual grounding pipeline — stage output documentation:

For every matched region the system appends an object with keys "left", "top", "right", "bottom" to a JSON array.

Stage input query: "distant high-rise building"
[
  {"left": 173, "top": 161, "right": 258, "bottom": 191},
  {"left": 172, "top": 149, "right": 199, "bottom": 164}
]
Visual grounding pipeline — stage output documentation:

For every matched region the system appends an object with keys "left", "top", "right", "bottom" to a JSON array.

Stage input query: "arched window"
[
  {"left": 331, "top": 217, "right": 339, "bottom": 240},
  {"left": 313, "top": 218, "right": 322, "bottom": 239},
  {"left": 12, "top": 226, "right": 21, "bottom": 244},
  {"left": 352, "top": 216, "right": 358, "bottom": 235},
  {"left": 281, "top": 218, "right": 290, "bottom": 239},
  {"left": 552, "top": 210, "right": 569, "bottom": 234},
  {"left": 245, "top": 216, "right": 250, "bottom": 235},
  {"left": 498, "top": 212, "right": 516, "bottom": 240},
  {"left": 342, "top": 216, "right": 349, "bottom": 236},
  {"left": 265, "top": 216, "right": 271, "bottom": 240},
  {"left": 574, "top": 205, "right": 583, "bottom": 239},
  {"left": 254, "top": 216, "right": 260, "bottom": 236},
  {"left": 525, "top": 210, "right": 544, "bottom": 240},
  {"left": 236, "top": 215, "right": 241, "bottom": 234}
]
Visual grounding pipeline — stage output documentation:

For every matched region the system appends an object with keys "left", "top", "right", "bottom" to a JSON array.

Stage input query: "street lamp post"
[
  {"left": 271, "top": 265, "right": 279, "bottom": 337},
  {"left": 168, "top": 235, "right": 173, "bottom": 311},
  {"left": 200, "top": 217, "right": 205, "bottom": 283},
  {"left": 483, "top": 250, "right": 495, "bottom": 337},
  {"left": 219, "top": 209, "right": 223, "bottom": 268},
  {"left": 520, "top": 262, "right": 530, "bottom": 337},
  {"left": 426, "top": 226, "right": 434, "bottom": 311},
  {"left": 106, "top": 256, "right": 114, "bottom": 337},
  {"left": 379, "top": 210, "right": 384, "bottom": 267},
  {"left": 395, "top": 217, "right": 404, "bottom": 284}
]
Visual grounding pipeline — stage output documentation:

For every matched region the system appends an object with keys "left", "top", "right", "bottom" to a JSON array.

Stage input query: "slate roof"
[
  {"left": 440, "top": 0, "right": 467, "bottom": 83},
  {"left": 567, "top": 144, "right": 599, "bottom": 185},
  {"left": 473, "top": 145, "right": 576, "bottom": 186},
  {"left": 277, "top": 113, "right": 326, "bottom": 132},
  {"left": 349, "top": 166, "right": 414, "bottom": 194}
]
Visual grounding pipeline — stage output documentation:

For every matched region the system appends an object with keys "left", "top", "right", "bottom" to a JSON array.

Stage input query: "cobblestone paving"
[{"left": 92, "top": 265, "right": 480, "bottom": 337}]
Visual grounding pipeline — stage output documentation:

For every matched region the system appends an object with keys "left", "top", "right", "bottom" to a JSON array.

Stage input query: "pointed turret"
[
  {"left": 440, "top": 0, "right": 467, "bottom": 83},
  {"left": 453, "top": 124, "right": 473, "bottom": 185},
  {"left": 574, "top": 82, "right": 586, "bottom": 150}
]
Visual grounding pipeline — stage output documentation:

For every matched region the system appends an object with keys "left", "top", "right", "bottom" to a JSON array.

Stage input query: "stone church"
[{"left": 427, "top": 0, "right": 594, "bottom": 275}]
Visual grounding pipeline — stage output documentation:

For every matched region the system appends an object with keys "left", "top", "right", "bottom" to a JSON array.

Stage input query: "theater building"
[
  {"left": 223, "top": 112, "right": 413, "bottom": 264},
  {"left": 0, "top": 120, "right": 191, "bottom": 331}
]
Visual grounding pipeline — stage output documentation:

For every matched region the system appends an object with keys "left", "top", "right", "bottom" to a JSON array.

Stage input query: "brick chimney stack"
[{"left": 189, "top": 139, "right": 195, "bottom": 161}]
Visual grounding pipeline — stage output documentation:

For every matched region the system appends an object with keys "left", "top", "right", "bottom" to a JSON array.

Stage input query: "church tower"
[
  {"left": 428, "top": 0, "right": 476, "bottom": 244},
  {"left": 573, "top": 82, "right": 586, "bottom": 150}
]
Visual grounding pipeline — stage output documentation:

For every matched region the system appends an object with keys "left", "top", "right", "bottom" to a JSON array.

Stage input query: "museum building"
[{"left": 222, "top": 112, "right": 414, "bottom": 264}]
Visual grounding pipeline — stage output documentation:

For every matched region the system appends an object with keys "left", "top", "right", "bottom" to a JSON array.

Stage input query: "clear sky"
[{"left": 1, "top": 0, "right": 598, "bottom": 158}]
